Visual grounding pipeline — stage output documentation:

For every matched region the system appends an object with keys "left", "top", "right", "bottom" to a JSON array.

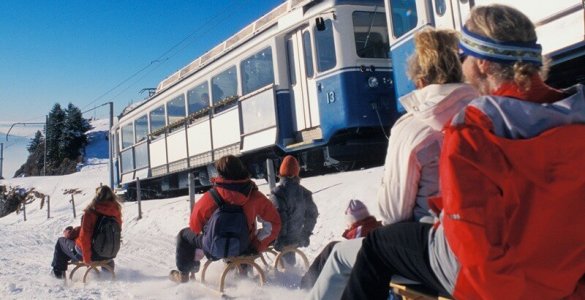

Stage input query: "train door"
[
  {"left": 285, "top": 27, "right": 320, "bottom": 134},
  {"left": 384, "top": 0, "right": 471, "bottom": 110}
]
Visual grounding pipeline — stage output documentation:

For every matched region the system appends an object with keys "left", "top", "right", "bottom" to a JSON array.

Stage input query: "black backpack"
[
  {"left": 91, "top": 214, "right": 121, "bottom": 259},
  {"left": 202, "top": 189, "right": 250, "bottom": 260}
]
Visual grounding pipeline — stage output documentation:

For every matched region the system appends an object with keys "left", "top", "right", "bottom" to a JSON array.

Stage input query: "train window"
[
  {"left": 241, "top": 89, "right": 277, "bottom": 134},
  {"left": 302, "top": 31, "right": 314, "bottom": 77},
  {"left": 435, "top": 0, "right": 447, "bottom": 16},
  {"left": 187, "top": 82, "right": 210, "bottom": 116},
  {"left": 149, "top": 105, "right": 166, "bottom": 139},
  {"left": 211, "top": 66, "right": 238, "bottom": 113},
  {"left": 167, "top": 94, "right": 186, "bottom": 126},
  {"left": 241, "top": 47, "right": 274, "bottom": 95},
  {"left": 134, "top": 143, "right": 149, "bottom": 170},
  {"left": 390, "top": 0, "right": 418, "bottom": 38},
  {"left": 134, "top": 115, "right": 148, "bottom": 143},
  {"left": 121, "top": 123, "right": 133, "bottom": 149},
  {"left": 353, "top": 11, "right": 390, "bottom": 58},
  {"left": 286, "top": 39, "right": 297, "bottom": 85},
  {"left": 314, "top": 19, "right": 337, "bottom": 71},
  {"left": 121, "top": 148, "right": 134, "bottom": 173}
]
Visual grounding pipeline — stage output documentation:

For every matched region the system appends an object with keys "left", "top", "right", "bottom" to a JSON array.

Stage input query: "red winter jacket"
[
  {"left": 75, "top": 201, "right": 122, "bottom": 264},
  {"left": 189, "top": 177, "right": 281, "bottom": 252},
  {"left": 342, "top": 216, "right": 382, "bottom": 240},
  {"left": 435, "top": 85, "right": 585, "bottom": 299}
]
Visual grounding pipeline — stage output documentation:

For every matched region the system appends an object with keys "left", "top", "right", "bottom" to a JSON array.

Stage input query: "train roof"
[
  {"left": 118, "top": 0, "right": 385, "bottom": 118},
  {"left": 119, "top": 0, "right": 317, "bottom": 118}
]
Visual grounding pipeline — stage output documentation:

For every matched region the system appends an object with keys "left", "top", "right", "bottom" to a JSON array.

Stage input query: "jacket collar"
[
  {"left": 211, "top": 177, "right": 257, "bottom": 198},
  {"left": 492, "top": 75, "right": 564, "bottom": 104}
]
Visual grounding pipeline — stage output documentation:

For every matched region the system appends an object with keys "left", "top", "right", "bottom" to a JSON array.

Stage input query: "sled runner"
[
  {"left": 67, "top": 260, "right": 115, "bottom": 283},
  {"left": 390, "top": 281, "right": 453, "bottom": 300},
  {"left": 199, "top": 254, "right": 266, "bottom": 293},
  {"left": 271, "top": 245, "right": 310, "bottom": 272}
]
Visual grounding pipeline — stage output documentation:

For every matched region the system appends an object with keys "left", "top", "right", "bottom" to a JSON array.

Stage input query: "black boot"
[{"left": 52, "top": 269, "right": 65, "bottom": 279}]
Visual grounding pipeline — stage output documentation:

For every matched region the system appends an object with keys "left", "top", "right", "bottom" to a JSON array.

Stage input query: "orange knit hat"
[{"left": 279, "top": 155, "right": 300, "bottom": 177}]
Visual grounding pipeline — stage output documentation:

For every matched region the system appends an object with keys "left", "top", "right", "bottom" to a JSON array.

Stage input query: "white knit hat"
[{"left": 345, "top": 199, "right": 370, "bottom": 224}]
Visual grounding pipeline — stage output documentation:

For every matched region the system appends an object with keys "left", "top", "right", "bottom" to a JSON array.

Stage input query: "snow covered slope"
[{"left": 0, "top": 126, "right": 384, "bottom": 299}]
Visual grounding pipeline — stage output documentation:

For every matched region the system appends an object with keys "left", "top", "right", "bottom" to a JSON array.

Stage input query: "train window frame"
[
  {"left": 134, "top": 115, "right": 148, "bottom": 143},
  {"left": 435, "top": 0, "right": 447, "bottom": 16},
  {"left": 352, "top": 11, "right": 390, "bottom": 59},
  {"left": 134, "top": 142, "right": 149, "bottom": 170},
  {"left": 302, "top": 30, "right": 314, "bottom": 78},
  {"left": 211, "top": 66, "right": 238, "bottom": 114},
  {"left": 149, "top": 105, "right": 166, "bottom": 139},
  {"left": 121, "top": 123, "right": 134, "bottom": 150},
  {"left": 389, "top": 0, "right": 419, "bottom": 38},
  {"left": 240, "top": 46, "right": 275, "bottom": 95},
  {"left": 285, "top": 39, "right": 297, "bottom": 85},
  {"left": 166, "top": 94, "right": 186, "bottom": 133},
  {"left": 120, "top": 148, "right": 134, "bottom": 174},
  {"left": 314, "top": 18, "right": 337, "bottom": 72},
  {"left": 187, "top": 81, "right": 210, "bottom": 121}
]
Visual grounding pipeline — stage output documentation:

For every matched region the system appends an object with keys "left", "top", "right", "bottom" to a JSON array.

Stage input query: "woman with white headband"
[{"left": 342, "top": 4, "right": 585, "bottom": 299}]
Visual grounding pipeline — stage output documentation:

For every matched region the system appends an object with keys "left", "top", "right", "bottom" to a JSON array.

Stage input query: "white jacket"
[{"left": 377, "top": 83, "right": 478, "bottom": 224}]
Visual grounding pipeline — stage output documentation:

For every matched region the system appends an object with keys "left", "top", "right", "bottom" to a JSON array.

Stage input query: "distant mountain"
[
  {"left": 0, "top": 119, "right": 110, "bottom": 179},
  {"left": 0, "top": 133, "right": 30, "bottom": 179}
]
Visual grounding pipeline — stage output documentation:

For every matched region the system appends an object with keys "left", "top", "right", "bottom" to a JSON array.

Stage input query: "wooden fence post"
[
  {"left": 136, "top": 178, "right": 142, "bottom": 220},
  {"left": 189, "top": 173, "right": 195, "bottom": 213},
  {"left": 22, "top": 201, "right": 27, "bottom": 221},
  {"left": 70, "top": 194, "right": 76, "bottom": 219},
  {"left": 266, "top": 158, "right": 276, "bottom": 191},
  {"left": 47, "top": 195, "right": 51, "bottom": 219}
]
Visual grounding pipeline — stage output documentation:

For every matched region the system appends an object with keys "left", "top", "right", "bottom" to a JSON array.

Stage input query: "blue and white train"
[
  {"left": 113, "top": 0, "right": 585, "bottom": 198},
  {"left": 383, "top": 0, "right": 585, "bottom": 103},
  {"left": 112, "top": 0, "right": 397, "bottom": 198}
]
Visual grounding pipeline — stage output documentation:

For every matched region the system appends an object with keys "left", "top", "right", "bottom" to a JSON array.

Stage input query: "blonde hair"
[
  {"left": 407, "top": 29, "right": 463, "bottom": 85},
  {"left": 85, "top": 185, "right": 122, "bottom": 212},
  {"left": 465, "top": 4, "right": 548, "bottom": 89}
]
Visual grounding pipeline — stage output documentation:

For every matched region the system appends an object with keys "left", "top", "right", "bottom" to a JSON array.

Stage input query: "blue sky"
[{"left": 0, "top": 0, "right": 283, "bottom": 132}]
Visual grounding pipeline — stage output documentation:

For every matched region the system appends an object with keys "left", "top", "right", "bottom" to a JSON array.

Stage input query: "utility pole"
[
  {"left": 108, "top": 102, "right": 114, "bottom": 188},
  {"left": 43, "top": 115, "right": 47, "bottom": 176},
  {"left": 0, "top": 142, "right": 4, "bottom": 179}
]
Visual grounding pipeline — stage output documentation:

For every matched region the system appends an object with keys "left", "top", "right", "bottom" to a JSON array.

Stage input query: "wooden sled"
[
  {"left": 272, "top": 245, "right": 310, "bottom": 271},
  {"left": 390, "top": 281, "right": 453, "bottom": 300},
  {"left": 199, "top": 254, "right": 266, "bottom": 293},
  {"left": 68, "top": 260, "right": 115, "bottom": 283}
]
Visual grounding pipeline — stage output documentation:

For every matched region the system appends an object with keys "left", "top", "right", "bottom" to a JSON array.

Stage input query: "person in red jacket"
[
  {"left": 51, "top": 185, "right": 123, "bottom": 278},
  {"left": 169, "top": 155, "right": 281, "bottom": 283},
  {"left": 342, "top": 5, "right": 585, "bottom": 300},
  {"left": 299, "top": 199, "right": 381, "bottom": 289}
]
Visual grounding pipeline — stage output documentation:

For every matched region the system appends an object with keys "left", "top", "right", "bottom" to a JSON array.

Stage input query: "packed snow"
[{"left": 0, "top": 123, "right": 384, "bottom": 299}]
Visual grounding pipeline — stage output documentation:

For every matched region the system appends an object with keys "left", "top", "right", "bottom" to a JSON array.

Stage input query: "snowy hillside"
[{"left": 0, "top": 124, "right": 384, "bottom": 299}]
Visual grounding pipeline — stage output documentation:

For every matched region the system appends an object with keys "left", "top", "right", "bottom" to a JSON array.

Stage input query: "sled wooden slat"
[
  {"left": 68, "top": 260, "right": 115, "bottom": 283},
  {"left": 390, "top": 281, "right": 453, "bottom": 300}
]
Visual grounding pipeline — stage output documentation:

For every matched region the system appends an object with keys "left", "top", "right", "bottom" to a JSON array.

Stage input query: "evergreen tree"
[
  {"left": 27, "top": 130, "right": 44, "bottom": 153},
  {"left": 60, "top": 103, "right": 92, "bottom": 160},
  {"left": 46, "top": 103, "right": 65, "bottom": 168}
]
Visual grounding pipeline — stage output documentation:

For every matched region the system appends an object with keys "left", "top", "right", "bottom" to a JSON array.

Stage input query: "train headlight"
[{"left": 368, "top": 76, "right": 379, "bottom": 88}]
